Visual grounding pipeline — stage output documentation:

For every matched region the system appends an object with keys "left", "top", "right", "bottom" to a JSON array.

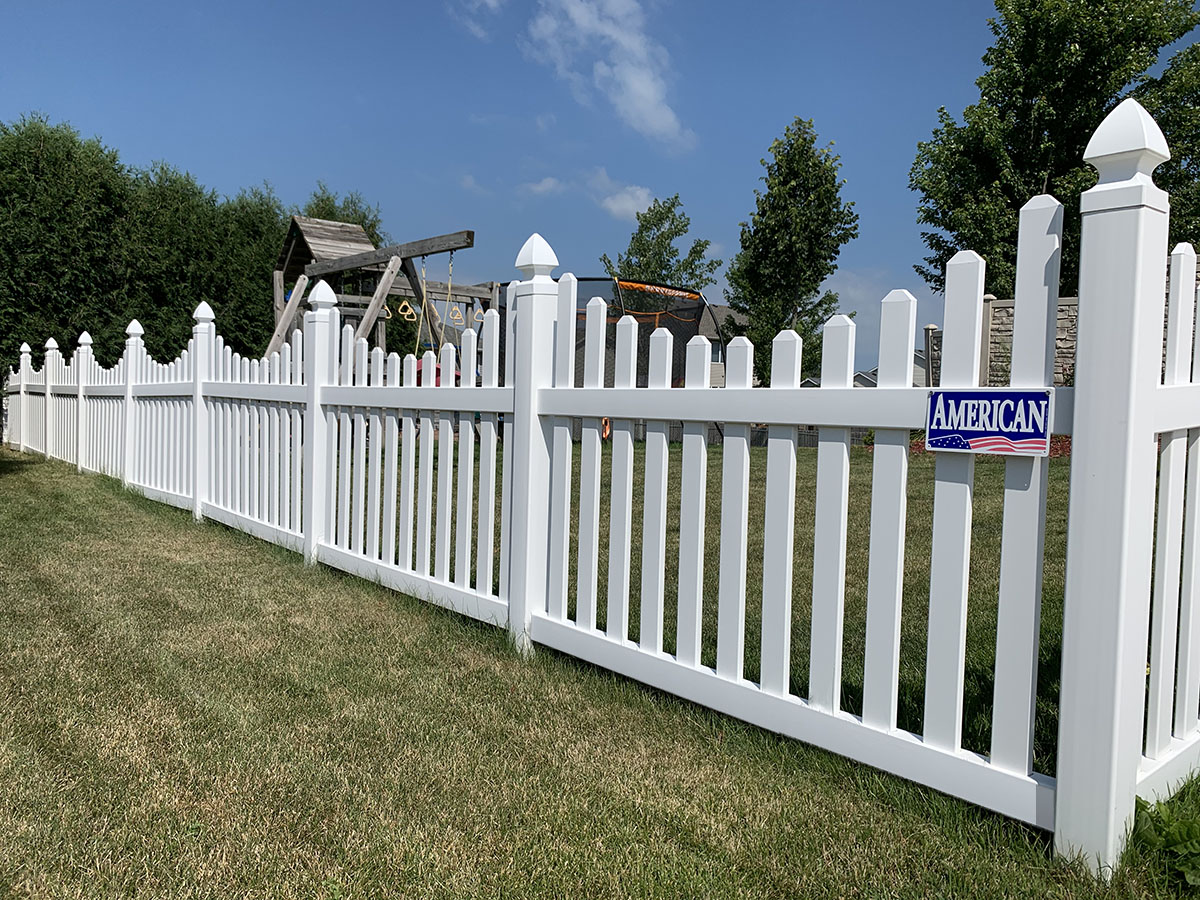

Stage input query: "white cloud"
[
  {"left": 526, "top": 0, "right": 695, "bottom": 151},
  {"left": 589, "top": 167, "right": 652, "bottom": 221},
  {"left": 536, "top": 112, "right": 556, "bottom": 133},
  {"left": 460, "top": 174, "right": 491, "bottom": 194},
  {"left": 449, "top": 0, "right": 507, "bottom": 40},
  {"left": 521, "top": 176, "right": 566, "bottom": 195}
]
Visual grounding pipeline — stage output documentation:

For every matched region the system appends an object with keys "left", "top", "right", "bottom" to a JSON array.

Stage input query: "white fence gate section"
[{"left": 4, "top": 98, "right": 1199, "bottom": 873}]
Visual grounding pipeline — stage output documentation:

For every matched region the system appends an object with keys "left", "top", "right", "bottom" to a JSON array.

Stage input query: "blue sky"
[{"left": 5, "top": 0, "right": 1183, "bottom": 368}]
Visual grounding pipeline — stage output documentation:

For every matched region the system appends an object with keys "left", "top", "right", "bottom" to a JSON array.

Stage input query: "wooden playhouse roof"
[{"left": 276, "top": 216, "right": 377, "bottom": 283}]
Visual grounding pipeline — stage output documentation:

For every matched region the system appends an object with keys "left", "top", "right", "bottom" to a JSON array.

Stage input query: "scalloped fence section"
[{"left": 7, "top": 99, "right": 1200, "bottom": 875}]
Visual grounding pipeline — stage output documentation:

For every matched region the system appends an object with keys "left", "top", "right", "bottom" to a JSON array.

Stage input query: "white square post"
[
  {"left": 1054, "top": 98, "right": 1171, "bottom": 874},
  {"left": 506, "top": 233, "right": 559, "bottom": 654},
  {"left": 43, "top": 338, "right": 59, "bottom": 460},
  {"left": 302, "top": 281, "right": 337, "bottom": 563},
  {"left": 191, "top": 303, "right": 215, "bottom": 520},
  {"left": 76, "top": 332, "right": 92, "bottom": 472},
  {"left": 17, "top": 343, "right": 30, "bottom": 452},
  {"left": 121, "top": 320, "right": 144, "bottom": 487}
]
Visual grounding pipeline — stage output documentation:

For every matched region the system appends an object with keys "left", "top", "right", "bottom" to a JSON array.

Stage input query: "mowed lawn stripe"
[{"left": 0, "top": 448, "right": 1193, "bottom": 898}]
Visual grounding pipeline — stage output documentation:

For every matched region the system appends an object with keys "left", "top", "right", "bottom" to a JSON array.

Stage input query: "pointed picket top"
[
  {"left": 771, "top": 330, "right": 803, "bottom": 388},
  {"left": 44, "top": 337, "right": 58, "bottom": 351},
  {"left": 308, "top": 279, "right": 337, "bottom": 310},
  {"left": 823, "top": 313, "right": 856, "bottom": 331},
  {"left": 515, "top": 233, "right": 559, "bottom": 280},
  {"left": 126, "top": 319, "right": 144, "bottom": 337},
  {"left": 821, "top": 315, "right": 855, "bottom": 385},
  {"left": 193, "top": 301, "right": 215, "bottom": 323},
  {"left": 1021, "top": 193, "right": 1065, "bottom": 217},
  {"left": 1084, "top": 97, "right": 1169, "bottom": 185}
]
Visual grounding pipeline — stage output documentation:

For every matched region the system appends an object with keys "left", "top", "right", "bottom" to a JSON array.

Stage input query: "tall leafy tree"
[
  {"left": 910, "top": 0, "right": 1200, "bottom": 297},
  {"left": 600, "top": 194, "right": 721, "bottom": 301},
  {"left": 0, "top": 115, "right": 302, "bottom": 373},
  {"left": 725, "top": 118, "right": 858, "bottom": 381},
  {"left": 0, "top": 115, "right": 131, "bottom": 372},
  {"left": 300, "top": 181, "right": 390, "bottom": 247}
]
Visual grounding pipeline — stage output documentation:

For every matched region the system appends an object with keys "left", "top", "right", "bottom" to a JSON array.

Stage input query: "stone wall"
[{"left": 927, "top": 297, "right": 1079, "bottom": 387}]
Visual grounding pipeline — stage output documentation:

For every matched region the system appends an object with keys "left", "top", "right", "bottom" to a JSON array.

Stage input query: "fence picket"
[
  {"left": 279, "top": 344, "right": 292, "bottom": 530},
  {"left": 576, "top": 297, "right": 607, "bottom": 630},
  {"left": 436, "top": 342, "right": 456, "bottom": 581},
  {"left": 383, "top": 353, "right": 401, "bottom": 565},
  {"left": 923, "top": 250, "right": 986, "bottom": 751},
  {"left": 476, "top": 311, "right": 500, "bottom": 594},
  {"left": 760, "top": 330, "right": 803, "bottom": 696},
  {"left": 862, "top": 290, "right": 917, "bottom": 729},
  {"left": 400, "top": 354, "right": 418, "bottom": 571},
  {"left": 351, "top": 339, "right": 369, "bottom": 554},
  {"left": 716, "top": 337, "right": 753, "bottom": 681},
  {"left": 270, "top": 352, "right": 281, "bottom": 526},
  {"left": 809, "top": 317, "right": 855, "bottom": 712},
  {"left": 547, "top": 274, "right": 577, "bottom": 619},
  {"left": 640, "top": 328, "right": 673, "bottom": 654},
  {"left": 337, "top": 327, "right": 354, "bottom": 547},
  {"left": 1181, "top": 259, "right": 1200, "bottom": 738},
  {"left": 1147, "top": 243, "right": 1196, "bottom": 756},
  {"left": 241, "top": 357, "right": 251, "bottom": 515},
  {"left": 991, "top": 195, "right": 1063, "bottom": 773},
  {"left": 607, "top": 315, "right": 638, "bottom": 641},
  {"left": 499, "top": 284, "right": 516, "bottom": 605},
  {"left": 455, "top": 329, "right": 477, "bottom": 589},
  {"left": 417, "top": 350, "right": 436, "bottom": 575},
  {"left": 367, "top": 347, "right": 384, "bottom": 560},
  {"left": 676, "top": 336, "right": 711, "bottom": 667}
]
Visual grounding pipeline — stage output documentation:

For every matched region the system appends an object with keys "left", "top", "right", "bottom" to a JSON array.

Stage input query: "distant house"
[
  {"left": 801, "top": 348, "right": 929, "bottom": 388},
  {"left": 697, "top": 305, "right": 744, "bottom": 388}
]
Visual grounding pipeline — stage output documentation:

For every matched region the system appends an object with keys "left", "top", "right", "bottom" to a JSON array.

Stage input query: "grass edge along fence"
[{"left": 4, "top": 98, "right": 1198, "bottom": 877}]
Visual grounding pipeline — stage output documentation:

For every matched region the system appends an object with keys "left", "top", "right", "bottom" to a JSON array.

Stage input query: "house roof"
[{"left": 698, "top": 305, "right": 745, "bottom": 341}]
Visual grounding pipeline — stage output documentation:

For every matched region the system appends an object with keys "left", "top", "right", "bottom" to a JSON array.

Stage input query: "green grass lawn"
[{"left": 1, "top": 447, "right": 1198, "bottom": 897}]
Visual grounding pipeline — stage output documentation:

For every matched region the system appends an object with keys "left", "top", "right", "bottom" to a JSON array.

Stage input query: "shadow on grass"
[{"left": 0, "top": 453, "right": 37, "bottom": 477}]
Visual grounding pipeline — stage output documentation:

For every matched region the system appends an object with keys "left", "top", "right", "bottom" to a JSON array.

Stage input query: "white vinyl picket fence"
[{"left": 4, "top": 98, "right": 1199, "bottom": 874}]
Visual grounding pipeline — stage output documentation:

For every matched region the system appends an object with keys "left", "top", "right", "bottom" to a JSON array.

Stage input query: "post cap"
[
  {"left": 126, "top": 319, "right": 144, "bottom": 337},
  {"left": 882, "top": 289, "right": 918, "bottom": 306},
  {"left": 515, "top": 233, "right": 559, "bottom": 279},
  {"left": 309, "top": 280, "right": 337, "bottom": 311},
  {"left": 78, "top": 331, "right": 92, "bottom": 346},
  {"left": 1084, "top": 97, "right": 1169, "bottom": 184},
  {"left": 45, "top": 337, "right": 58, "bottom": 350},
  {"left": 824, "top": 313, "right": 855, "bottom": 330},
  {"left": 193, "top": 301, "right": 215, "bottom": 323},
  {"left": 19, "top": 342, "right": 31, "bottom": 354}
]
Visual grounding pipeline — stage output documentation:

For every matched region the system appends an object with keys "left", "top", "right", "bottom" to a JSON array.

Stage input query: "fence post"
[
  {"left": 17, "top": 343, "right": 30, "bottom": 452},
  {"left": 43, "top": 338, "right": 60, "bottom": 460},
  {"left": 1054, "top": 98, "right": 1171, "bottom": 874},
  {"left": 302, "top": 282, "right": 336, "bottom": 563},
  {"left": 76, "top": 332, "right": 91, "bottom": 472},
  {"left": 506, "top": 233, "right": 559, "bottom": 654},
  {"left": 192, "top": 303, "right": 214, "bottom": 520},
  {"left": 122, "top": 320, "right": 144, "bottom": 488}
]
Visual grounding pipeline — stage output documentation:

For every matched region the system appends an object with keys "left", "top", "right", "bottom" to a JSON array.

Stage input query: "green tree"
[
  {"left": 600, "top": 194, "right": 721, "bottom": 304},
  {"left": 725, "top": 118, "right": 858, "bottom": 382},
  {"left": 910, "top": 0, "right": 1200, "bottom": 297},
  {"left": 300, "top": 181, "right": 390, "bottom": 247},
  {"left": 0, "top": 115, "right": 131, "bottom": 373}
]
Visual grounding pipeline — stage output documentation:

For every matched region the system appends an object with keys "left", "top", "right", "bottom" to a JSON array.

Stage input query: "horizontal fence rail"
[{"left": 5, "top": 99, "right": 1200, "bottom": 876}]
